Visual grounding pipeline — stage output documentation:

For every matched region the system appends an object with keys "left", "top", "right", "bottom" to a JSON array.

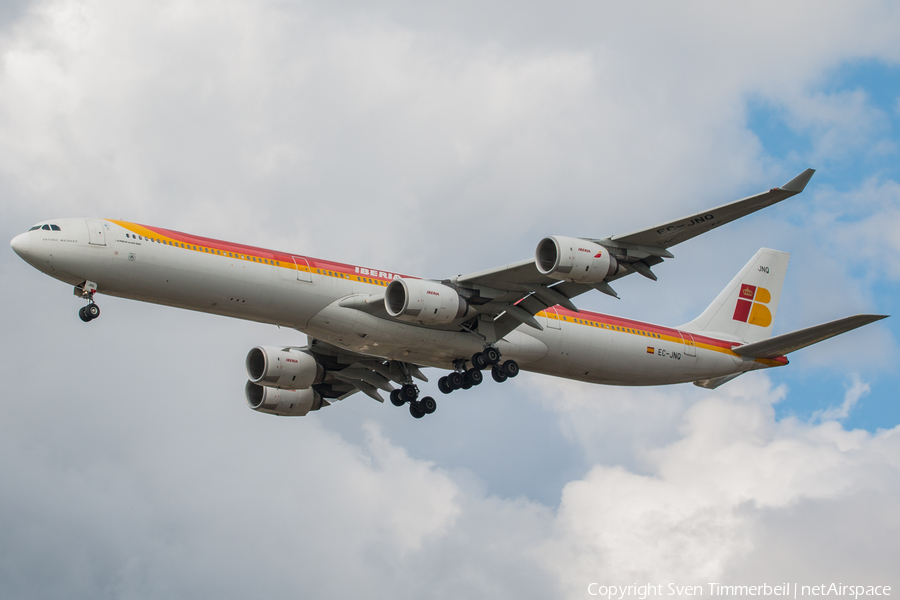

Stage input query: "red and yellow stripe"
[{"left": 109, "top": 220, "right": 788, "bottom": 367}]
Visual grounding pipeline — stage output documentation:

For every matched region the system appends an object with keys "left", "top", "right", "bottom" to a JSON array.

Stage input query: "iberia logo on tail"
[{"left": 732, "top": 283, "right": 772, "bottom": 327}]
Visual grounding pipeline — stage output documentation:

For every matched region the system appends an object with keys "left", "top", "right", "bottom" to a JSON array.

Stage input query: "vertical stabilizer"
[{"left": 680, "top": 249, "right": 790, "bottom": 344}]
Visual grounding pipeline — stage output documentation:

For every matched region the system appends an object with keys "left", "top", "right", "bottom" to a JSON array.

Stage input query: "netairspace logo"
[{"left": 586, "top": 583, "right": 892, "bottom": 599}]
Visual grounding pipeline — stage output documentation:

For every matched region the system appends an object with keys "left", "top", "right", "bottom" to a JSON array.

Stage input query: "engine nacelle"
[
  {"left": 245, "top": 382, "right": 323, "bottom": 417},
  {"left": 384, "top": 278, "right": 468, "bottom": 325},
  {"left": 535, "top": 236, "right": 618, "bottom": 284},
  {"left": 245, "top": 346, "right": 323, "bottom": 390}
]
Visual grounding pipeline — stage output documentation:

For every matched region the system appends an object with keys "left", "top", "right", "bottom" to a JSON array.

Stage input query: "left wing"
[{"left": 450, "top": 169, "right": 815, "bottom": 338}]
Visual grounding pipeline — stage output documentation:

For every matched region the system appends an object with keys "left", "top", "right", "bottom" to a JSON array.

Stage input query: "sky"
[{"left": 1, "top": 1, "right": 899, "bottom": 598}]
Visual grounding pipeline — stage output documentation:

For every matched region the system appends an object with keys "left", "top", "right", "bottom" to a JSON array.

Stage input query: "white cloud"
[
  {"left": 541, "top": 375, "right": 900, "bottom": 595},
  {"left": 1, "top": 0, "right": 899, "bottom": 598},
  {"left": 814, "top": 374, "right": 870, "bottom": 422}
]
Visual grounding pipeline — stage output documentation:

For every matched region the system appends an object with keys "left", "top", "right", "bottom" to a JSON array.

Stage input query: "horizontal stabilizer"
[{"left": 732, "top": 314, "right": 888, "bottom": 359}]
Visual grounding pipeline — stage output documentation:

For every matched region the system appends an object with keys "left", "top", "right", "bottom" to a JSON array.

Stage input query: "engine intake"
[
  {"left": 384, "top": 278, "right": 468, "bottom": 325},
  {"left": 245, "top": 346, "right": 323, "bottom": 390},
  {"left": 535, "top": 236, "right": 618, "bottom": 284},
  {"left": 245, "top": 382, "right": 323, "bottom": 417}
]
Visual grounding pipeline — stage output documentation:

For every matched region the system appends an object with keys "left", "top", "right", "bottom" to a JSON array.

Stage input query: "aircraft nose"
[{"left": 10, "top": 232, "right": 31, "bottom": 257}]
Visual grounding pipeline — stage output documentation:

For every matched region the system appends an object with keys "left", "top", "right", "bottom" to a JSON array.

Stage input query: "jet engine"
[
  {"left": 535, "top": 236, "right": 618, "bottom": 284},
  {"left": 245, "top": 381, "right": 324, "bottom": 417},
  {"left": 384, "top": 278, "right": 468, "bottom": 325},
  {"left": 245, "top": 346, "right": 323, "bottom": 390}
]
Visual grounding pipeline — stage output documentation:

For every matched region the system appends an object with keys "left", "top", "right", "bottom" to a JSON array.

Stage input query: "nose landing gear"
[
  {"left": 78, "top": 303, "right": 101, "bottom": 322},
  {"left": 75, "top": 282, "right": 101, "bottom": 322}
]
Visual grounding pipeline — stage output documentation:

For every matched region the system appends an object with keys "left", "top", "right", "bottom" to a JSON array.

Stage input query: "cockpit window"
[
  {"left": 29, "top": 226, "right": 41, "bottom": 231},
  {"left": 41, "top": 224, "right": 51, "bottom": 230},
  {"left": 50, "top": 224, "right": 61, "bottom": 231}
]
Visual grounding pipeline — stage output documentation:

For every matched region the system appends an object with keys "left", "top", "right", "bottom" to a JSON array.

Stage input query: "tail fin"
[{"left": 680, "top": 248, "right": 790, "bottom": 344}]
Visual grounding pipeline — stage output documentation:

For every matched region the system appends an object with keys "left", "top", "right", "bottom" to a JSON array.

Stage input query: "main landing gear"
[
  {"left": 389, "top": 347, "right": 519, "bottom": 420},
  {"left": 389, "top": 383, "right": 437, "bottom": 419},
  {"left": 437, "top": 348, "right": 518, "bottom": 395}
]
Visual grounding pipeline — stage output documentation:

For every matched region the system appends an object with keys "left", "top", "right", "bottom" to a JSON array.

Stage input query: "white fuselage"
[{"left": 11, "top": 218, "right": 780, "bottom": 386}]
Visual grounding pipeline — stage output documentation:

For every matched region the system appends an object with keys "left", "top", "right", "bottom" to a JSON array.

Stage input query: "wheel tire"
[
  {"left": 491, "top": 367, "right": 508, "bottom": 383},
  {"left": 438, "top": 376, "right": 453, "bottom": 395},
  {"left": 483, "top": 347, "right": 501, "bottom": 365},
  {"left": 471, "top": 352, "right": 488, "bottom": 370},
  {"left": 421, "top": 396, "right": 437, "bottom": 414},
  {"left": 402, "top": 384, "right": 418, "bottom": 401},
  {"left": 78, "top": 307, "right": 91, "bottom": 322},
  {"left": 390, "top": 389, "right": 405, "bottom": 406},
  {"left": 467, "top": 368, "right": 484, "bottom": 386},
  {"left": 410, "top": 401, "right": 425, "bottom": 419},
  {"left": 502, "top": 360, "right": 520, "bottom": 378},
  {"left": 447, "top": 372, "right": 463, "bottom": 390},
  {"left": 461, "top": 372, "right": 473, "bottom": 390},
  {"left": 86, "top": 304, "right": 100, "bottom": 320}
]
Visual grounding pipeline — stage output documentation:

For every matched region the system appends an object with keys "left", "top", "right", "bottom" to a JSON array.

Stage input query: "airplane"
[{"left": 9, "top": 168, "right": 888, "bottom": 419}]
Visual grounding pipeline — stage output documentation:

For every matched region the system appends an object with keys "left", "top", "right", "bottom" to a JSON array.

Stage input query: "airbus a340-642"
[{"left": 10, "top": 169, "right": 887, "bottom": 419}]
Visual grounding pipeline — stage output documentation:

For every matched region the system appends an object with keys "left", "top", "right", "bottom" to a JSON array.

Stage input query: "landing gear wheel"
[
  {"left": 410, "top": 401, "right": 425, "bottom": 419},
  {"left": 447, "top": 372, "right": 463, "bottom": 390},
  {"left": 471, "top": 352, "right": 489, "bottom": 370},
  {"left": 78, "top": 306, "right": 91, "bottom": 322},
  {"left": 421, "top": 396, "right": 437, "bottom": 414},
  {"left": 501, "top": 360, "right": 519, "bottom": 378},
  {"left": 460, "top": 372, "right": 473, "bottom": 390},
  {"left": 438, "top": 376, "right": 453, "bottom": 395},
  {"left": 401, "top": 384, "right": 418, "bottom": 401},
  {"left": 483, "top": 347, "right": 501, "bottom": 365},
  {"left": 85, "top": 304, "right": 100, "bottom": 320},
  {"left": 390, "top": 389, "right": 406, "bottom": 406},
  {"left": 491, "top": 367, "right": 508, "bottom": 383},
  {"left": 467, "top": 368, "right": 484, "bottom": 386}
]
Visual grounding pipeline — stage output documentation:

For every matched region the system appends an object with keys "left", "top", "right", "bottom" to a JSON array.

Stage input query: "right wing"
[
  {"left": 449, "top": 169, "right": 816, "bottom": 337},
  {"left": 601, "top": 168, "right": 816, "bottom": 250}
]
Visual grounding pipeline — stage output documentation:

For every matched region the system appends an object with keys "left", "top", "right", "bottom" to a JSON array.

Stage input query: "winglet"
[{"left": 780, "top": 168, "right": 816, "bottom": 193}]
